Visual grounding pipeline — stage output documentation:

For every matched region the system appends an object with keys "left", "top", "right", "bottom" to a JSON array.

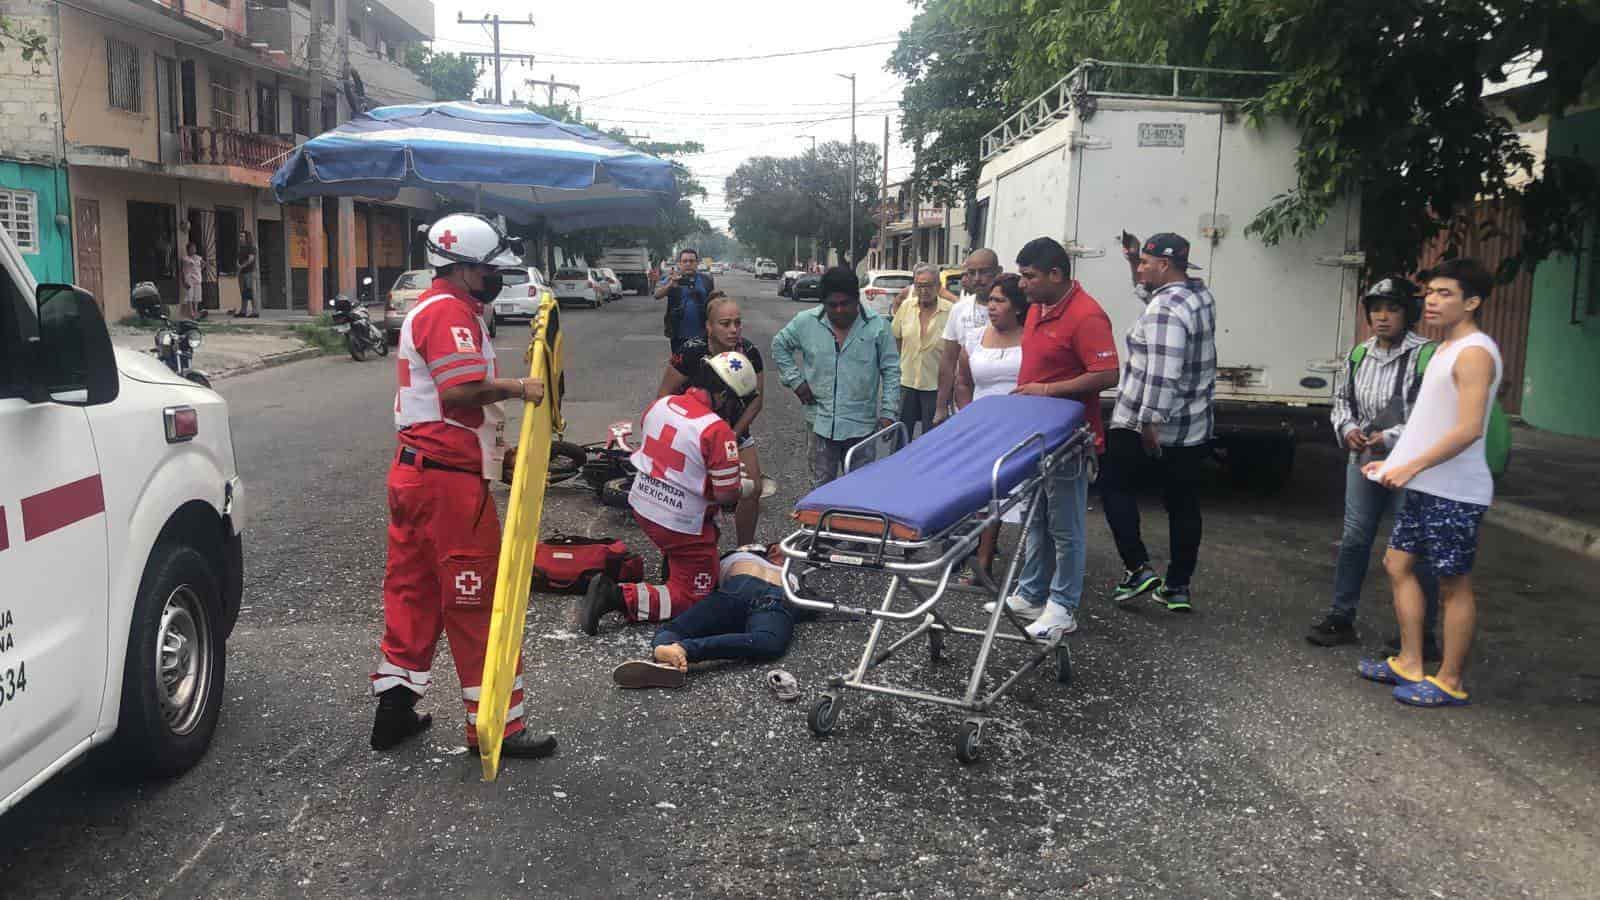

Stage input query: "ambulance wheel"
[
  {"left": 600, "top": 476, "right": 632, "bottom": 509},
  {"left": 808, "top": 692, "right": 839, "bottom": 737},
  {"left": 1056, "top": 644, "right": 1073, "bottom": 686},
  {"left": 114, "top": 541, "right": 226, "bottom": 778},
  {"left": 955, "top": 719, "right": 984, "bottom": 765}
]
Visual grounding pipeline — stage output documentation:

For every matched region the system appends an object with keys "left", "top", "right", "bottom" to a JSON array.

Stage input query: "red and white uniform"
[
  {"left": 622, "top": 390, "right": 741, "bottom": 622},
  {"left": 372, "top": 278, "right": 524, "bottom": 743}
]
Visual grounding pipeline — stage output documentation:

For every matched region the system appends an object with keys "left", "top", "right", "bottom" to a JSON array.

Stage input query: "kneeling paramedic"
[
  {"left": 370, "top": 213, "right": 557, "bottom": 759},
  {"left": 579, "top": 352, "right": 759, "bottom": 634}
]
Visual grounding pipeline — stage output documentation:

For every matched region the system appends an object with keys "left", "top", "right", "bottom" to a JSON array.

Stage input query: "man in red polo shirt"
[
  {"left": 1000, "top": 236, "right": 1119, "bottom": 638},
  {"left": 371, "top": 213, "right": 558, "bottom": 762}
]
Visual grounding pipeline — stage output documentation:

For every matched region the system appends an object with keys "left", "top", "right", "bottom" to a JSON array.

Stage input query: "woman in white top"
[{"left": 954, "top": 273, "right": 1027, "bottom": 581}]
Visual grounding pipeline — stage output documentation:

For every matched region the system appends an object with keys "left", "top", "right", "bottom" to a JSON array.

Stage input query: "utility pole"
[
  {"left": 836, "top": 73, "right": 856, "bottom": 269},
  {"left": 527, "top": 73, "right": 580, "bottom": 109},
  {"left": 305, "top": 0, "right": 325, "bottom": 314},
  {"left": 880, "top": 116, "right": 889, "bottom": 270},
  {"left": 457, "top": 13, "right": 535, "bottom": 104}
]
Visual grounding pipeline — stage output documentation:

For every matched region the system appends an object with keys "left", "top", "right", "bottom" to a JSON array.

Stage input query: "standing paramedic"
[
  {"left": 991, "top": 237, "right": 1118, "bottom": 639},
  {"left": 370, "top": 213, "right": 557, "bottom": 761},
  {"left": 578, "top": 352, "right": 760, "bottom": 635},
  {"left": 1101, "top": 232, "right": 1217, "bottom": 614},
  {"left": 1306, "top": 277, "right": 1441, "bottom": 653},
  {"left": 1359, "top": 259, "right": 1502, "bottom": 709},
  {"left": 656, "top": 247, "right": 716, "bottom": 354}
]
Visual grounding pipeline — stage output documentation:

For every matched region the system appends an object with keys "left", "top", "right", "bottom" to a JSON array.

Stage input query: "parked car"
[
  {"left": 0, "top": 225, "right": 244, "bottom": 814},
  {"left": 552, "top": 268, "right": 605, "bottom": 308},
  {"left": 595, "top": 267, "right": 624, "bottom": 302},
  {"left": 861, "top": 269, "right": 915, "bottom": 317},
  {"left": 754, "top": 259, "right": 780, "bottom": 279},
  {"left": 778, "top": 269, "right": 802, "bottom": 297},
  {"left": 792, "top": 272, "right": 824, "bottom": 301},
  {"left": 385, "top": 268, "right": 433, "bottom": 342},
  {"left": 491, "top": 266, "right": 556, "bottom": 324}
]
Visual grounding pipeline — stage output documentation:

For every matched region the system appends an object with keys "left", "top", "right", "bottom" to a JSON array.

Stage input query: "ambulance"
[{"left": 0, "top": 226, "right": 244, "bottom": 814}]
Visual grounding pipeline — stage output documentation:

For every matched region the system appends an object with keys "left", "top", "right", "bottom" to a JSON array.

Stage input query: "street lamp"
[{"left": 836, "top": 73, "right": 856, "bottom": 270}]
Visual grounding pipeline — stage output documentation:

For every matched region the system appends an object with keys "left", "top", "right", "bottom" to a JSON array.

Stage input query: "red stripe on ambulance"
[{"left": 21, "top": 475, "right": 105, "bottom": 542}]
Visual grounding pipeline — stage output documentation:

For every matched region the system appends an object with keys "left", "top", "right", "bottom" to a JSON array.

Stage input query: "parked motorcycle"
[
  {"left": 330, "top": 293, "right": 388, "bottom": 362},
  {"left": 131, "top": 282, "right": 212, "bottom": 388}
]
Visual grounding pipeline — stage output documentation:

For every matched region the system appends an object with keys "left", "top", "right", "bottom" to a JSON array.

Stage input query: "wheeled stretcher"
[{"left": 780, "top": 395, "right": 1093, "bottom": 764}]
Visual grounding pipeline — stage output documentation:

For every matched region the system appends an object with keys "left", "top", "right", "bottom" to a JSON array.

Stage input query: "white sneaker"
[
  {"left": 983, "top": 594, "right": 1046, "bottom": 620},
  {"left": 1026, "top": 604, "right": 1078, "bottom": 639}
]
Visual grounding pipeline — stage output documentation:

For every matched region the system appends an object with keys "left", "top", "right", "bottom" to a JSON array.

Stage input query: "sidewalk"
[
  {"left": 109, "top": 320, "right": 322, "bottom": 381},
  {"left": 1487, "top": 425, "right": 1600, "bottom": 558}
]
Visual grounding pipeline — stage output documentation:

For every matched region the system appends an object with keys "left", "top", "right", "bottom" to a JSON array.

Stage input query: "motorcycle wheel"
[
  {"left": 372, "top": 325, "right": 389, "bottom": 356},
  {"left": 183, "top": 371, "right": 213, "bottom": 389},
  {"left": 600, "top": 475, "right": 633, "bottom": 509},
  {"left": 347, "top": 333, "right": 367, "bottom": 362},
  {"left": 548, "top": 441, "right": 587, "bottom": 485}
]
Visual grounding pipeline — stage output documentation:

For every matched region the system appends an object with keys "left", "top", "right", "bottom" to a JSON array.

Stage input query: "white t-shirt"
[
  {"left": 1376, "top": 331, "right": 1502, "bottom": 506},
  {"left": 961, "top": 326, "right": 1023, "bottom": 401},
  {"left": 942, "top": 292, "right": 992, "bottom": 349}
]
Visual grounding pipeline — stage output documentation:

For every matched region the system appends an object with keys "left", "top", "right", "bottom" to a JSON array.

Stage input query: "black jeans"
[
  {"left": 899, "top": 387, "right": 938, "bottom": 440},
  {"left": 1098, "top": 428, "right": 1206, "bottom": 590}
]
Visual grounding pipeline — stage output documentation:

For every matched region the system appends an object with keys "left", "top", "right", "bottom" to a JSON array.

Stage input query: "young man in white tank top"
[{"left": 1358, "top": 258, "right": 1502, "bottom": 708}]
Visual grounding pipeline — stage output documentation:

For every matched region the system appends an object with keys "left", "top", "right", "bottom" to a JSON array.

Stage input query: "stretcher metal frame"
[{"left": 779, "top": 420, "right": 1093, "bottom": 764}]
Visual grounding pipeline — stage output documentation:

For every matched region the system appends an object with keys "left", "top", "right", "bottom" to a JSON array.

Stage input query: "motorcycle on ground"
[
  {"left": 330, "top": 293, "right": 389, "bottom": 362},
  {"left": 131, "top": 282, "right": 212, "bottom": 388}
]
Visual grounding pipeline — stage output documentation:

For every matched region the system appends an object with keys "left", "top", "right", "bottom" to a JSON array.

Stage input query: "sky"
[{"left": 425, "top": 0, "right": 922, "bottom": 234}]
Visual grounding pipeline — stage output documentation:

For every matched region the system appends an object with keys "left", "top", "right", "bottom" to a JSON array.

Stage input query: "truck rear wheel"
[{"left": 114, "top": 542, "right": 226, "bottom": 778}]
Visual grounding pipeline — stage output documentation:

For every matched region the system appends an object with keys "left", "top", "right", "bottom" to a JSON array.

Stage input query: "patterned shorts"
[{"left": 1389, "top": 490, "right": 1488, "bottom": 576}]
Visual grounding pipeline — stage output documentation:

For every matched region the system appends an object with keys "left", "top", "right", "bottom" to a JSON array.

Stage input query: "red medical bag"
[{"left": 532, "top": 534, "right": 644, "bottom": 593}]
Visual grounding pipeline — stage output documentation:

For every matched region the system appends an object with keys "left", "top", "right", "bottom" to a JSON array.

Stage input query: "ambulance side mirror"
[{"left": 29, "top": 284, "right": 119, "bottom": 407}]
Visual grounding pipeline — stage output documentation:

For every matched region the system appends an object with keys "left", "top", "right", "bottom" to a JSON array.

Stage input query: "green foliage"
[
  {"left": 892, "top": 0, "right": 1600, "bottom": 278},
  {"left": 402, "top": 46, "right": 481, "bottom": 102},
  {"left": 0, "top": 15, "right": 48, "bottom": 65},
  {"left": 724, "top": 141, "right": 882, "bottom": 264}
]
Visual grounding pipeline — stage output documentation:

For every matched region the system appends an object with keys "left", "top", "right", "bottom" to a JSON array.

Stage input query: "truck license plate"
[{"left": 497, "top": 303, "right": 514, "bottom": 313}]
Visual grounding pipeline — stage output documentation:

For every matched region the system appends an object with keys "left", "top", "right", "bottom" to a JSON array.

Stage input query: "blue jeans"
[
  {"left": 652, "top": 575, "right": 795, "bottom": 663},
  {"left": 1017, "top": 464, "right": 1089, "bottom": 612},
  {"left": 1332, "top": 462, "right": 1439, "bottom": 631}
]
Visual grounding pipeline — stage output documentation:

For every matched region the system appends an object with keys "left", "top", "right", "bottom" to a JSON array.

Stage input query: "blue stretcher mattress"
[{"left": 794, "top": 395, "right": 1088, "bottom": 538}]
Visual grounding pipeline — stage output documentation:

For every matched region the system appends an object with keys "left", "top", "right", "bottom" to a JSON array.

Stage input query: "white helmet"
[
  {"left": 705, "top": 351, "right": 758, "bottom": 400},
  {"left": 424, "top": 213, "right": 519, "bottom": 267}
]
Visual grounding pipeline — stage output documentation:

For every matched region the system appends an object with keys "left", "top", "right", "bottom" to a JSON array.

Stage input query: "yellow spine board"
[{"left": 477, "top": 295, "right": 565, "bottom": 780}]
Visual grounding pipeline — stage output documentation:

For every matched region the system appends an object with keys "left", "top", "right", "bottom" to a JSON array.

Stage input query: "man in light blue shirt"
[{"left": 771, "top": 266, "right": 901, "bottom": 485}]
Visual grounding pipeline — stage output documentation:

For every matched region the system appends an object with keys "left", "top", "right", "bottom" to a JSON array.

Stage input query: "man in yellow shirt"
[{"left": 893, "top": 263, "right": 954, "bottom": 439}]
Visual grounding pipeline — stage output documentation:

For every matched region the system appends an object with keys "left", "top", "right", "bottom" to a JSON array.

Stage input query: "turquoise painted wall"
[
  {"left": 1522, "top": 109, "right": 1600, "bottom": 437},
  {"left": 0, "top": 160, "right": 73, "bottom": 284}
]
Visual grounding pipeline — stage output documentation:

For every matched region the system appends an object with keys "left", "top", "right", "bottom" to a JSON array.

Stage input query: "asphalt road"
[{"left": 1, "top": 271, "right": 1596, "bottom": 899}]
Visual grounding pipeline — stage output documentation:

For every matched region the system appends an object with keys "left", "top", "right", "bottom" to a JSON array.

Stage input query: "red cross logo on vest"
[
  {"left": 641, "top": 424, "right": 689, "bottom": 479},
  {"left": 437, "top": 230, "right": 458, "bottom": 250}
]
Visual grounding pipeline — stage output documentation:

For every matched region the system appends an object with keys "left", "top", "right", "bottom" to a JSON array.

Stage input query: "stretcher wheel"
[
  {"left": 928, "top": 629, "right": 945, "bottom": 663},
  {"left": 955, "top": 719, "right": 984, "bottom": 765},
  {"left": 1056, "top": 644, "right": 1073, "bottom": 686},
  {"left": 808, "top": 692, "right": 839, "bottom": 737}
]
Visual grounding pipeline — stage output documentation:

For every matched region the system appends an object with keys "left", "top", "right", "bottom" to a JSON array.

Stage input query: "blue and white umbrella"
[{"left": 271, "top": 102, "right": 677, "bottom": 231}]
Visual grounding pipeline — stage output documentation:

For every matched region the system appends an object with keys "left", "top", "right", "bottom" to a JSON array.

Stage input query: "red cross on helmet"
[{"left": 424, "top": 213, "right": 520, "bottom": 267}]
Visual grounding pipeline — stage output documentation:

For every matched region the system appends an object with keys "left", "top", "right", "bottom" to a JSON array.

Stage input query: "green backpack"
[{"left": 1348, "top": 341, "right": 1510, "bottom": 477}]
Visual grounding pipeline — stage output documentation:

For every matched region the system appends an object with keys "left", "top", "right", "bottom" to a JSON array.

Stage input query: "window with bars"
[
  {"left": 257, "top": 83, "right": 279, "bottom": 134},
  {"left": 211, "top": 69, "right": 240, "bottom": 130},
  {"left": 106, "top": 38, "right": 141, "bottom": 112},
  {"left": 291, "top": 94, "right": 310, "bottom": 136},
  {"left": 0, "top": 190, "right": 39, "bottom": 255}
]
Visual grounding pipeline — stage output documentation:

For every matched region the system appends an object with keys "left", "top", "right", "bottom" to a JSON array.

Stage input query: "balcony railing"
[{"left": 179, "top": 125, "right": 295, "bottom": 171}]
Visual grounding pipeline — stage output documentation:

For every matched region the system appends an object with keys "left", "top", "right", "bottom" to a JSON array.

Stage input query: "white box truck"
[
  {"left": 597, "top": 246, "right": 651, "bottom": 295},
  {"left": 975, "top": 61, "right": 1363, "bottom": 487}
]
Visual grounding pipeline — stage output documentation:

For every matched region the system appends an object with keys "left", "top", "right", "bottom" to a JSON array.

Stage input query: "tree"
[
  {"left": 725, "top": 140, "right": 881, "bottom": 265},
  {"left": 403, "top": 47, "right": 481, "bottom": 102},
  {"left": 0, "top": 15, "right": 47, "bottom": 65},
  {"left": 891, "top": 0, "right": 1600, "bottom": 277}
]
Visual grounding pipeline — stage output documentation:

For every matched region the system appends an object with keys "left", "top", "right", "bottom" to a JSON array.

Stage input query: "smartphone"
[{"left": 1120, "top": 230, "right": 1139, "bottom": 253}]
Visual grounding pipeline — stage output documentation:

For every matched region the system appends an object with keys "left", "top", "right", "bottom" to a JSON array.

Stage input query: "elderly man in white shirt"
[{"left": 933, "top": 248, "right": 1003, "bottom": 423}]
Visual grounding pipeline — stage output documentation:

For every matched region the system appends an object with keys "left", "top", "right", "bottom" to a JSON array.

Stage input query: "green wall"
[
  {"left": 0, "top": 160, "right": 73, "bottom": 284},
  {"left": 1522, "top": 108, "right": 1600, "bottom": 437}
]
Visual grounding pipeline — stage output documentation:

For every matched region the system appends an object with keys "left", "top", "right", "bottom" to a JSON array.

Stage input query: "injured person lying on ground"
[{"left": 609, "top": 543, "right": 815, "bottom": 689}]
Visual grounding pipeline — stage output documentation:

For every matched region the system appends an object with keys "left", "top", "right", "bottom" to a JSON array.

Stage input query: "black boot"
[
  {"left": 578, "top": 574, "right": 624, "bottom": 636},
  {"left": 471, "top": 728, "right": 558, "bottom": 759},
  {"left": 370, "top": 686, "right": 432, "bottom": 750}
]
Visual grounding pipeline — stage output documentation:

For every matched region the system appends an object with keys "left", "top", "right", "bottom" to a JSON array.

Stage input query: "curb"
[
  {"left": 1485, "top": 500, "right": 1600, "bottom": 560},
  {"left": 209, "top": 346, "right": 325, "bottom": 382}
]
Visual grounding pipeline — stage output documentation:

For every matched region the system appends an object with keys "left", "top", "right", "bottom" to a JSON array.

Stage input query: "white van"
[
  {"left": 754, "top": 259, "right": 780, "bottom": 280},
  {"left": 0, "top": 227, "right": 244, "bottom": 814}
]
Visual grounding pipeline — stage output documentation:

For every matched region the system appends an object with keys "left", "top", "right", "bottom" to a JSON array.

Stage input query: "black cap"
[{"left": 1141, "top": 233, "right": 1202, "bottom": 270}]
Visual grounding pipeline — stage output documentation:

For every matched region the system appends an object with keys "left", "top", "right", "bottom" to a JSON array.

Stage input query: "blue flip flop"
[
  {"left": 1357, "top": 656, "right": 1423, "bottom": 685},
  {"left": 1393, "top": 676, "right": 1470, "bottom": 708}
]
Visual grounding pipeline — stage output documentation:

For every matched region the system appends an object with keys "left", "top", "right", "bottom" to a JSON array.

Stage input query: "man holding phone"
[{"left": 655, "top": 247, "right": 716, "bottom": 354}]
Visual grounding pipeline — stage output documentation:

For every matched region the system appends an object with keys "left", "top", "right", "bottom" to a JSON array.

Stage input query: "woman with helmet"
[
  {"left": 654, "top": 290, "right": 766, "bottom": 544},
  {"left": 578, "top": 350, "right": 760, "bottom": 636},
  {"left": 1306, "top": 276, "right": 1441, "bottom": 654},
  {"left": 370, "top": 212, "right": 559, "bottom": 761}
]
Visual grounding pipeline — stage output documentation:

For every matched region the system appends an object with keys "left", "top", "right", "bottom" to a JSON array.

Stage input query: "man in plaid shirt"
[{"left": 1100, "top": 233, "right": 1217, "bottom": 613}]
